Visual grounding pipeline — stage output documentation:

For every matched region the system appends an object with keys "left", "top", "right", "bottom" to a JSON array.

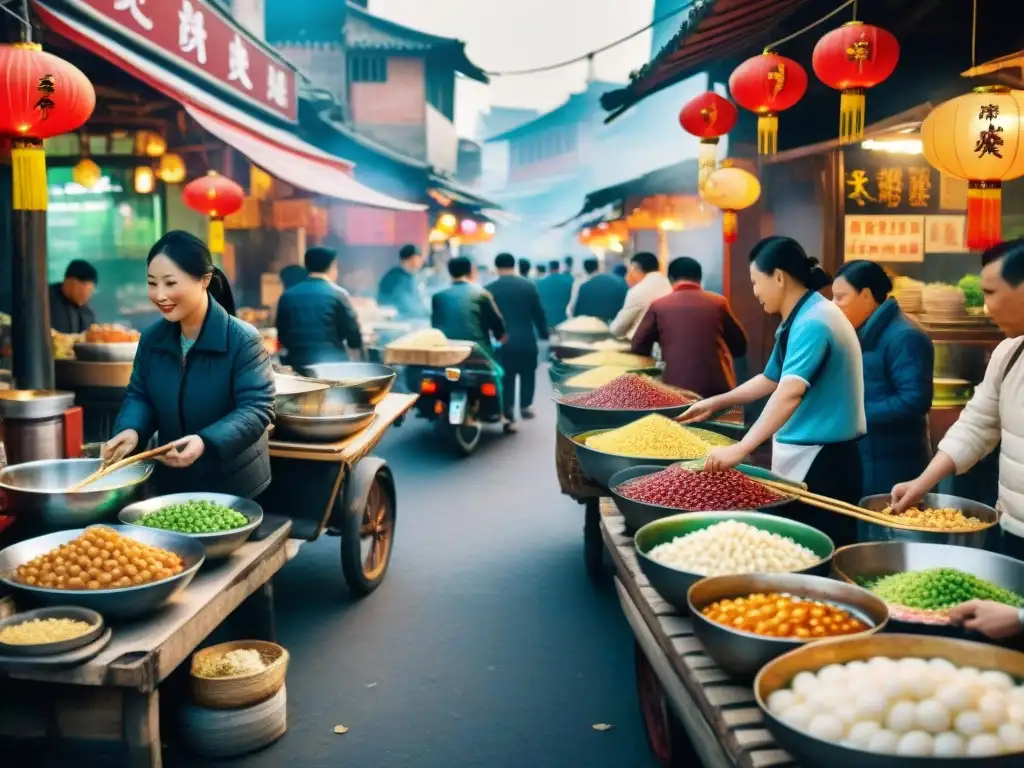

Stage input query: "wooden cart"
[{"left": 600, "top": 500, "right": 796, "bottom": 768}]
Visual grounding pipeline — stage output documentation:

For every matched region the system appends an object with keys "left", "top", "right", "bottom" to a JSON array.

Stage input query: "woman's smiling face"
[
  {"left": 750, "top": 262, "right": 785, "bottom": 315},
  {"left": 148, "top": 254, "right": 209, "bottom": 323}
]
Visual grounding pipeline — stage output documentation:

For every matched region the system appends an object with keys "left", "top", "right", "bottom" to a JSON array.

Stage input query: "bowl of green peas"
[{"left": 119, "top": 494, "right": 264, "bottom": 560}]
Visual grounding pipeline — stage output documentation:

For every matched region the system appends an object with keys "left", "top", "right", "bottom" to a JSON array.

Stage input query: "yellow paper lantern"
[
  {"left": 134, "top": 166, "right": 156, "bottom": 194},
  {"left": 921, "top": 86, "right": 1024, "bottom": 250},
  {"left": 136, "top": 130, "right": 166, "bottom": 157},
  {"left": 437, "top": 213, "right": 458, "bottom": 235},
  {"left": 156, "top": 153, "right": 186, "bottom": 183},
  {"left": 699, "top": 165, "right": 761, "bottom": 243},
  {"left": 72, "top": 158, "right": 101, "bottom": 189}
]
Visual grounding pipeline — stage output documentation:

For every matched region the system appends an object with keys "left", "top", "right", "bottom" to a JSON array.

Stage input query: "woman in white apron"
[{"left": 683, "top": 236, "right": 867, "bottom": 545}]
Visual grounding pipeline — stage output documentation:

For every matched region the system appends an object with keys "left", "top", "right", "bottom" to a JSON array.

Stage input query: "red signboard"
[{"left": 73, "top": 0, "right": 298, "bottom": 122}]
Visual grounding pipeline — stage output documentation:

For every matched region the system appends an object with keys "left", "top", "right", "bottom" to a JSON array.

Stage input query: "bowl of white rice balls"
[{"left": 755, "top": 633, "right": 1024, "bottom": 766}]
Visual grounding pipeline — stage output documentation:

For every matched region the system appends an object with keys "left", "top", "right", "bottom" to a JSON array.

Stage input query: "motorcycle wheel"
[{"left": 453, "top": 423, "right": 482, "bottom": 455}]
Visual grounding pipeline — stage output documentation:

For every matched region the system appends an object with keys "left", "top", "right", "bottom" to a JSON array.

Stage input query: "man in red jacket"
[{"left": 631, "top": 257, "right": 748, "bottom": 397}]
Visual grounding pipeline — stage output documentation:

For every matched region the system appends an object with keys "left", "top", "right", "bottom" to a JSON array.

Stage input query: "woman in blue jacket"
[
  {"left": 832, "top": 260, "right": 934, "bottom": 497},
  {"left": 103, "top": 231, "right": 274, "bottom": 499}
]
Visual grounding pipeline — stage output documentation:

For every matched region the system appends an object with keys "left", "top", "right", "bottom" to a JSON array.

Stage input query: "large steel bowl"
[
  {"left": 857, "top": 492, "right": 998, "bottom": 549},
  {"left": 832, "top": 540, "right": 1024, "bottom": 638},
  {"left": 687, "top": 573, "right": 889, "bottom": 680},
  {"left": 300, "top": 362, "right": 397, "bottom": 406},
  {"left": 634, "top": 512, "right": 835, "bottom": 613},
  {"left": 118, "top": 493, "right": 264, "bottom": 560},
  {"left": 0, "top": 459, "right": 152, "bottom": 530},
  {"left": 0, "top": 526, "right": 205, "bottom": 618},
  {"left": 755, "top": 633, "right": 1024, "bottom": 768},
  {"left": 570, "top": 425, "right": 706, "bottom": 487},
  {"left": 609, "top": 464, "right": 796, "bottom": 532},
  {"left": 275, "top": 407, "right": 376, "bottom": 442}
]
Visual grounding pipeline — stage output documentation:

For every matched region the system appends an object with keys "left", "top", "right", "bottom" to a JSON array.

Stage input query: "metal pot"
[
  {"left": 275, "top": 407, "right": 376, "bottom": 442},
  {"left": 0, "top": 458, "right": 152, "bottom": 531},
  {"left": 300, "top": 363, "right": 396, "bottom": 406},
  {"left": 857, "top": 492, "right": 998, "bottom": 548}
]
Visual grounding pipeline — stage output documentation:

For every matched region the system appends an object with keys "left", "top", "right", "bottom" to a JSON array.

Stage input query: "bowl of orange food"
[
  {"left": 74, "top": 324, "right": 141, "bottom": 362},
  {"left": 687, "top": 573, "right": 889, "bottom": 680},
  {"left": 0, "top": 525, "right": 205, "bottom": 618}
]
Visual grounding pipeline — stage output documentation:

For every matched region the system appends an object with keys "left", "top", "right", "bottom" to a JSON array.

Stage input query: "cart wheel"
[
  {"left": 583, "top": 499, "right": 604, "bottom": 580},
  {"left": 453, "top": 424, "right": 482, "bottom": 455},
  {"left": 634, "top": 643, "right": 695, "bottom": 767},
  {"left": 341, "top": 468, "right": 396, "bottom": 596}
]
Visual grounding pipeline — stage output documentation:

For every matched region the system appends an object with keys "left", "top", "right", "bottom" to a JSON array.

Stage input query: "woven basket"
[
  {"left": 556, "top": 429, "right": 603, "bottom": 500},
  {"left": 190, "top": 640, "right": 289, "bottom": 710}
]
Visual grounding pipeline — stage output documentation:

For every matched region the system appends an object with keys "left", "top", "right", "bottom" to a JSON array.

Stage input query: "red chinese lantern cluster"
[
  {"left": 813, "top": 21, "right": 899, "bottom": 143},
  {"left": 678, "top": 92, "right": 738, "bottom": 190},
  {"left": 183, "top": 171, "right": 245, "bottom": 254},
  {"left": 0, "top": 43, "right": 95, "bottom": 140},
  {"left": 728, "top": 52, "right": 807, "bottom": 155}
]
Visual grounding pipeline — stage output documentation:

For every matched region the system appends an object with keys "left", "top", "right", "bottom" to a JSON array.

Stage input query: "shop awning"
[
  {"left": 557, "top": 160, "right": 699, "bottom": 226},
  {"left": 35, "top": 2, "right": 424, "bottom": 211}
]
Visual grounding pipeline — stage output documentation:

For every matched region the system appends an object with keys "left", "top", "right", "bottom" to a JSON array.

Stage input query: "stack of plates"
[
  {"left": 892, "top": 283, "right": 923, "bottom": 314},
  {"left": 922, "top": 283, "right": 967, "bottom": 320}
]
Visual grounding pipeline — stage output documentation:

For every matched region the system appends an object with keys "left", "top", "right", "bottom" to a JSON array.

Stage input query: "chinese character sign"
[
  {"left": 844, "top": 165, "right": 934, "bottom": 212},
  {"left": 81, "top": 0, "right": 297, "bottom": 121},
  {"left": 844, "top": 215, "right": 925, "bottom": 263},
  {"left": 924, "top": 215, "right": 968, "bottom": 253}
]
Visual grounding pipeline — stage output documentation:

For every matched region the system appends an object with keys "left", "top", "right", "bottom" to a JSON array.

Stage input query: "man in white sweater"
[
  {"left": 892, "top": 239, "right": 1024, "bottom": 638},
  {"left": 609, "top": 251, "right": 672, "bottom": 339}
]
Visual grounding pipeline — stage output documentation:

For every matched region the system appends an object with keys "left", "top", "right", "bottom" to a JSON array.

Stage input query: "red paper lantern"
[
  {"left": 0, "top": 43, "right": 95, "bottom": 140},
  {"left": 812, "top": 21, "right": 899, "bottom": 143},
  {"left": 183, "top": 171, "right": 245, "bottom": 254},
  {"left": 679, "top": 92, "right": 738, "bottom": 190},
  {"left": 728, "top": 53, "right": 807, "bottom": 155}
]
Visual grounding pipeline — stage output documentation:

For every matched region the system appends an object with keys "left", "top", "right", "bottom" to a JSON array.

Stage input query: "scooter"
[{"left": 412, "top": 360, "right": 503, "bottom": 455}]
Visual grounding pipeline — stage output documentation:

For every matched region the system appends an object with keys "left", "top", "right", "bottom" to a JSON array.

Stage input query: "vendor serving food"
[{"left": 102, "top": 231, "right": 274, "bottom": 498}]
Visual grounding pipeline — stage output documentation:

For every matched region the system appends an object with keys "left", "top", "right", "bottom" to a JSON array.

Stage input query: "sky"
[{"left": 369, "top": 0, "right": 658, "bottom": 138}]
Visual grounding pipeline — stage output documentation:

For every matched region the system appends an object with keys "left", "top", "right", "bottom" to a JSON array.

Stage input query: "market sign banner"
[
  {"left": 924, "top": 215, "right": 968, "bottom": 254},
  {"left": 842, "top": 148, "right": 967, "bottom": 216},
  {"left": 72, "top": 0, "right": 298, "bottom": 122},
  {"left": 844, "top": 215, "right": 925, "bottom": 263}
]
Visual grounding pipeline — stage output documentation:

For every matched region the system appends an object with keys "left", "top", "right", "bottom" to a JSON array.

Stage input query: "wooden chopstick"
[{"left": 67, "top": 442, "right": 177, "bottom": 492}]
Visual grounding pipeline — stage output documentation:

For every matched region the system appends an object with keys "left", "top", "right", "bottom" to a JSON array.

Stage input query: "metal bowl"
[
  {"left": 557, "top": 389, "right": 697, "bottom": 436},
  {"left": 0, "top": 458, "right": 152, "bottom": 530},
  {"left": 570, "top": 425, "right": 705, "bottom": 487},
  {"left": 552, "top": 327, "right": 611, "bottom": 344},
  {"left": 634, "top": 512, "right": 835, "bottom": 613},
  {"left": 609, "top": 464, "right": 796, "bottom": 533},
  {"left": 0, "top": 526, "right": 205, "bottom": 619},
  {"left": 832, "top": 540, "right": 1024, "bottom": 637},
  {"left": 0, "top": 606, "right": 105, "bottom": 657},
  {"left": 755, "top": 633, "right": 1024, "bottom": 768},
  {"left": 118, "top": 493, "right": 264, "bottom": 560},
  {"left": 857, "top": 492, "right": 998, "bottom": 548},
  {"left": 275, "top": 407, "right": 376, "bottom": 442},
  {"left": 73, "top": 342, "right": 138, "bottom": 362},
  {"left": 300, "top": 362, "right": 397, "bottom": 406},
  {"left": 687, "top": 573, "right": 889, "bottom": 680}
]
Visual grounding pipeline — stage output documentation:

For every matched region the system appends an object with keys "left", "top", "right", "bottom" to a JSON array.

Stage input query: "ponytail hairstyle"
[
  {"left": 147, "top": 230, "right": 236, "bottom": 317},
  {"left": 835, "top": 259, "right": 893, "bottom": 304},
  {"left": 749, "top": 236, "right": 831, "bottom": 292}
]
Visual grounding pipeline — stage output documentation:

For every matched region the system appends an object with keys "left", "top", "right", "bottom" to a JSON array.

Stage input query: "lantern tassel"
[
  {"left": 209, "top": 216, "right": 226, "bottom": 255},
  {"left": 698, "top": 138, "right": 719, "bottom": 192},
  {"left": 966, "top": 182, "right": 1002, "bottom": 251},
  {"left": 723, "top": 211, "right": 738, "bottom": 244},
  {"left": 757, "top": 114, "right": 779, "bottom": 155},
  {"left": 12, "top": 141, "right": 48, "bottom": 212},
  {"left": 840, "top": 89, "right": 866, "bottom": 143}
]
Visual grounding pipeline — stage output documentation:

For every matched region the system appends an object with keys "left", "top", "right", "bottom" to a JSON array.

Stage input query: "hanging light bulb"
[
  {"left": 156, "top": 153, "right": 186, "bottom": 183},
  {"left": 136, "top": 130, "right": 167, "bottom": 157},
  {"left": 134, "top": 166, "right": 156, "bottom": 194},
  {"left": 72, "top": 158, "right": 101, "bottom": 189}
]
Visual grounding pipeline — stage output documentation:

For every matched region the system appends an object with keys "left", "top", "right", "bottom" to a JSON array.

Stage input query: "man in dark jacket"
[
  {"left": 378, "top": 244, "right": 429, "bottom": 319},
  {"left": 537, "top": 260, "right": 572, "bottom": 329},
  {"left": 535, "top": 263, "right": 547, "bottom": 281},
  {"left": 487, "top": 253, "right": 548, "bottom": 422},
  {"left": 570, "top": 257, "right": 628, "bottom": 322},
  {"left": 518, "top": 258, "right": 532, "bottom": 278},
  {"left": 276, "top": 247, "right": 363, "bottom": 372},
  {"left": 50, "top": 259, "right": 98, "bottom": 333},
  {"left": 632, "top": 257, "right": 747, "bottom": 397}
]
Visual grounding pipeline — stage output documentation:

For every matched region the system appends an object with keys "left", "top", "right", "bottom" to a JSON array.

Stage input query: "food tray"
[
  {"left": 0, "top": 606, "right": 104, "bottom": 657},
  {"left": 0, "top": 627, "right": 112, "bottom": 669},
  {"left": 382, "top": 343, "right": 473, "bottom": 367}
]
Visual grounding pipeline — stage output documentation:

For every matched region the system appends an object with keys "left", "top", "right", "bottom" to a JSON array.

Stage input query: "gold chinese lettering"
[
  {"left": 767, "top": 63, "right": 786, "bottom": 98},
  {"left": 876, "top": 168, "right": 903, "bottom": 208},
  {"left": 846, "top": 169, "right": 876, "bottom": 207},
  {"left": 846, "top": 36, "right": 871, "bottom": 71},
  {"left": 907, "top": 168, "right": 932, "bottom": 208},
  {"left": 700, "top": 104, "right": 718, "bottom": 127}
]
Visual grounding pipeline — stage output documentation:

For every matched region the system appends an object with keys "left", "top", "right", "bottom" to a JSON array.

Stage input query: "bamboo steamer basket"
[
  {"left": 190, "top": 640, "right": 289, "bottom": 710},
  {"left": 181, "top": 684, "right": 287, "bottom": 758}
]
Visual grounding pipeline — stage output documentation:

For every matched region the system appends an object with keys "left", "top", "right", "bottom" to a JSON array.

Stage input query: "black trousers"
[
  {"left": 776, "top": 439, "right": 863, "bottom": 549},
  {"left": 499, "top": 350, "right": 537, "bottom": 421}
]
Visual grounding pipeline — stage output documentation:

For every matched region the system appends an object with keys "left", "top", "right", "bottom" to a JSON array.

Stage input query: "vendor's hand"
[
  {"left": 949, "top": 600, "right": 1023, "bottom": 640},
  {"left": 679, "top": 398, "right": 718, "bottom": 425},
  {"left": 102, "top": 429, "right": 138, "bottom": 465},
  {"left": 703, "top": 444, "right": 747, "bottom": 473},
  {"left": 159, "top": 435, "right": 205, "bottom": 469},
  {"left": 890, "top": 479, "right": 928, "bottom": 513}
]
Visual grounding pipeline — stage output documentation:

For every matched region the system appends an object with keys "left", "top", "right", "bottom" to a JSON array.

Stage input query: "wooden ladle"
[{"left": 67, "top": 442, "right": 178, "bottom": 493}]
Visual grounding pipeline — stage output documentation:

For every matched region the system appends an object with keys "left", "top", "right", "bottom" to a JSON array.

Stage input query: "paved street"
[{"left": 182, "top": 374, "right": 659, "bottom": 768}]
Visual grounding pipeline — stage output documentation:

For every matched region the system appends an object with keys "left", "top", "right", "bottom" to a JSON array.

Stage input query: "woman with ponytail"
[
  {"left": 683, "top": 236, "right": 867, "bottom": 545},
  {"left": 103, "top": 230, "right": 274, "bottom": 498}
]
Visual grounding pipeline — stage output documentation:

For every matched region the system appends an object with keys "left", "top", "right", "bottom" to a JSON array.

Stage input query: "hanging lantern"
[
  {"left": 678, "top": 92, "right": 738, "bottom": 190},
  {"left": 700, "top": 164, "right": 762, "bottom": 243},
  {"left": 134, "top": 166, "right": 156, "bottom": 194},
  {"left": 729, "top": 53, "right": 808, "bottom": 155},
  {"left": 0, "top": 43, "right": 95, "bottom": 140},
  {"left": 437, "top": 213, "right": 458, "bottom": 235},
  {"left": 183, "top": 171, "right": 245, "bottom": 254},
  {"left": 136, "top": 130, "right": 167, "bottom": 157},
  {"left": 812, "top": 21, "right": 900, "bottom": 143},
  {"left": 921, "top": 86, "right": 1024, "bottom": 251},
  {"left": 156, "top": 153, "right": 186, "bottom": 184},
  {"left": 72, "top": 158, "right": 101, "bottom": 189}
]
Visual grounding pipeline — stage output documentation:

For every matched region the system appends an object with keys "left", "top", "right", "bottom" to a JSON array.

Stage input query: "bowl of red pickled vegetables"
[
  {"left": 554, "top": 373, "right": 699, "bottom": 433},
  {"left": 610, "top": 464, "right": 795, "bottom": 532}
]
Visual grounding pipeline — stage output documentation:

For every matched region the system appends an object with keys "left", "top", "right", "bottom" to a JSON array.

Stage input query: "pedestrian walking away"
[
  {"left": 569, "top": 257, "right": 627, "bottom": 323},
  {"left": 610, "top": 251, "right": 671, "bottom": 339}
]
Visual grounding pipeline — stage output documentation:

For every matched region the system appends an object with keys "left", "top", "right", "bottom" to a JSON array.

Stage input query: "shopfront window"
[{"left": 46, "top": 165, "right": 163, "bottom": 327}]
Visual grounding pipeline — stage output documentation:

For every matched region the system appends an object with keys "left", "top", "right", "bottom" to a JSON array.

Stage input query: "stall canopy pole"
[{"left": 10, "top": 2, "right": 55, "bottom": 389}]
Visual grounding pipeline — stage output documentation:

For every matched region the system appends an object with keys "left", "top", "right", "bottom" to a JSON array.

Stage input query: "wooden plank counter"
[{"left": 599, "top": 499, "right": 797, "bottom": 768}]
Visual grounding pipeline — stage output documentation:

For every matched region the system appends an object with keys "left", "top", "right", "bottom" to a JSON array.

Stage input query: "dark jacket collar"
[
  {"left": 150, "top": 295, "right": 231, "bottom": 355},
  {"left": 858, "top": 297, "right": 900, "bottom": 350}
]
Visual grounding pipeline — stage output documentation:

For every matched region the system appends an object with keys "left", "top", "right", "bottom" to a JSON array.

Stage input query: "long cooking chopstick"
[{"left": 67, "top": 442, "right": 177, "bottom": 492}]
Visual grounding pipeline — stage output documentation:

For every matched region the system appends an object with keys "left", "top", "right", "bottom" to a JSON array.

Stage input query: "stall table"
[{"left": 600, "top": 499, "right": 796, "bottom": 768}]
